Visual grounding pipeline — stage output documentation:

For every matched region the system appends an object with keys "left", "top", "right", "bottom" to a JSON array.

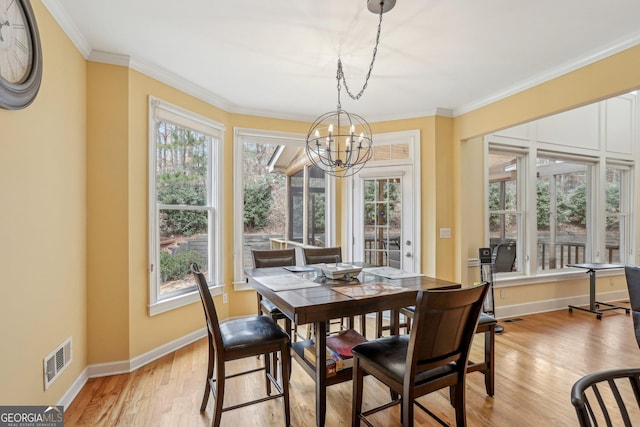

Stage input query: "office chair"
[{"left": 493, "top": 242, "right": 516, "bottom": 273}]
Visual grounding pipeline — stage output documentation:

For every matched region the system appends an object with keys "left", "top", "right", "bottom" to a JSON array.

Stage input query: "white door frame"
[{"left": 345, "top": 130, "right": 421, "bottom": 272}]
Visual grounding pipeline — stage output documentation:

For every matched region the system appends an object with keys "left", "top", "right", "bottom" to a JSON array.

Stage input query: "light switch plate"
[{"left": 439, "top": 228, "right": 451, "bottom": 238}]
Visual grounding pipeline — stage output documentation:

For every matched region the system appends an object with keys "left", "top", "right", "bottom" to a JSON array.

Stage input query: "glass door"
[{"left": 352, "top": 165, "right": 416, "bottom": 272}]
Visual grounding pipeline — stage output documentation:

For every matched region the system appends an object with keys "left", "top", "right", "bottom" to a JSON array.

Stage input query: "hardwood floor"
[{"left": 65, "top": 305, "right": 640, "bottom": 426}]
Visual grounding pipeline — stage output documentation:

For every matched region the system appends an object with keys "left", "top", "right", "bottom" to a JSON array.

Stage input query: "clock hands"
[{"left": 0, "top": 20, "right": 9, "bottom": 42}]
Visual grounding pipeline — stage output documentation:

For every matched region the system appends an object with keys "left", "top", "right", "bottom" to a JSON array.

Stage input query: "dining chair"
[
  {"left": 190, "top": 263, "right": 291, "bottom": 427},
  {"left": 570, "top": 367, "right": 640, "bottom": 426},
  {"left": 351, "top": 283, "right": 489, "bottom": 427},
  {"left": 301, "top": 246, "right": 361, "bottom": 335},
  {"left": 399, "top": 306, "right": 497, "bottom": 396},
  {"left": 624, "top": 265, "right": 640, "bottom": 348},
  {"left": 302, "top": 246, "right": 343, "bottom": 265},
  {"left": 252, "top": 249, "right": 297, "bottom": 340}
]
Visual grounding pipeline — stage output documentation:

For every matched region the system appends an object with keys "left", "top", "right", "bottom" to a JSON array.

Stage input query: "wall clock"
[{"left": 0, "top": 0, "right": 42, "bottom": 110}]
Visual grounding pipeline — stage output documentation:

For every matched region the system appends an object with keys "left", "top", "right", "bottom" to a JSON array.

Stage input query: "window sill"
[
  {"left": 149, "top": 284, "right": 224, "bottom": 316},
  {"left": 493, "top": 267, "right": 625, "bottom": 288}
]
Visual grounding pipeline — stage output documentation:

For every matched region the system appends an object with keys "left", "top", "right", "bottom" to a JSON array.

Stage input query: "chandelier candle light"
[{"left": 305, "top": 0, "right": 396, "bottom": 178}]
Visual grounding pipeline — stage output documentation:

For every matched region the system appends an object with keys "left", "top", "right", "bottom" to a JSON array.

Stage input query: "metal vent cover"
[{"left": 43, "top": 337, "right": 72, "bottom": 390}]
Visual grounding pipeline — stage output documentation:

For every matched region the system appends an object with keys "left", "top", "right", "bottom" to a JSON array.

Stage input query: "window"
[
  {"left": 290, "top": 165, "right": 327, "bottom": 246},
  {"left": 149, "top": 97, "right": 224, "bottom": 315},
  {"left": 233, "top": 129, "right": 334, "bottom": 282},
  {"left": 487, "top": 148, "right": 633, "bottom": 278},
  {"left": 536, "top": 156, "right": 591, "bottom": 271},
  {"left": 605, "top": 165, "right": 631, "bottom": 264},
  {"left": 488, "top": 151, "right": 522, "bottom": 273},
  {"left": 363, "top": 177, "right": 402, "bottom": 268}
]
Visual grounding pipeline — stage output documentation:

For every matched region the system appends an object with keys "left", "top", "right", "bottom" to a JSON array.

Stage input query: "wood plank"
[{"left": 65, "top": 305, "right": 638, "bottom": 426}]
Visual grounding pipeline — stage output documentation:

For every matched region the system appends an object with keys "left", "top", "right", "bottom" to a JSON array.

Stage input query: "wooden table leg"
[
  {"left": 315, "top": 321, "right": 327, "bottom": 427},
  {"left": 390, "top": 308, "right": 400, "bottom": 335}
]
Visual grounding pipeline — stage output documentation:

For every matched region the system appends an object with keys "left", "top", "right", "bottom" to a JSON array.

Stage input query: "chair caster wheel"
[{"left": 597, "top": 314, "right": 602, "bottom": 320}]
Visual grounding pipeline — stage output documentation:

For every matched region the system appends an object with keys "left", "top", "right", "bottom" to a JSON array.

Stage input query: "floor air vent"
[
  {"left": 44, "top": 337, "right": 72, "bottom": 389},
  {"left": 503, "top": 317, "right": 524, "bottom": 323}
]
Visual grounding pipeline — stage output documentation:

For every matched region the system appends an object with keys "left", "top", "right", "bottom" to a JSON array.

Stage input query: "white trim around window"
[{"left": 148, "top": 96, "right": 225, "bottom": 315}]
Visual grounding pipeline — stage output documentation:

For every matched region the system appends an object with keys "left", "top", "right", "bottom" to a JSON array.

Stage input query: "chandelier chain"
[{"left": 338, "top": 2, "right": 384, "bottom": 102}]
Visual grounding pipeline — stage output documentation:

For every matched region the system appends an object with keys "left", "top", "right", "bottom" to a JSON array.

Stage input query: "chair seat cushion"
[
  {"left": 260, "top": 298, "right": 282, "bottom": 315},
  {"left": 352, "top": 335, "right": 454, "bottom": 384},
  {"left": 478, "top": 312, "right": 497, "bottom": 325},
  {"left": 220, "top": 316, "right": 289, "bottom": 351}
]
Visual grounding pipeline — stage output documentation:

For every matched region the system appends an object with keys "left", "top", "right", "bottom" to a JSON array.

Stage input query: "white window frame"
[
  {"left": 602, "top": 162, "right": 633, "bottom": 264},
  {"left": 148, "top": 97, "right": 224, "bottom": 315},
  {"left": 533, "top": 152, "right": 596, "bottom": 271},
  {"left": 232, "top": 128, "right": 336, "bottom": 288},
  {"left": 485, "top": 147, "right": 526, "bottom": 276},
  {"left": 486, "top": 145, "right": 634, "bottom": 283}
]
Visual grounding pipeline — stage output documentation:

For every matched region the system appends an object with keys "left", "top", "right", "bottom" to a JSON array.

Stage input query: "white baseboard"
[
  {"left": 57, "top": 367, "right": 88, "bottom": 408},
  {"left": 60, "top": 327, "right": 207, "bottom": 407},
  {"left": 494, "top": 289, "right": 629, "bottom": 319},
  {"left": 371, "top": 290, "right": 629, "bottom": 321},
  {"left": 87, "top": 327, "right": 207, "bottom": 378}
]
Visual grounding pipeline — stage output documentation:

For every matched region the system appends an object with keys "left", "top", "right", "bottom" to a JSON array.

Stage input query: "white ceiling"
[{"left": 43, "top": 0, "right": 640, "bottom": 122}]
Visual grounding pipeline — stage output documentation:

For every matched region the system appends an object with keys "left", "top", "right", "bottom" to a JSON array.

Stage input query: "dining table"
[{"left": 244, "top": 264, "right": 460, "bottom": 427}]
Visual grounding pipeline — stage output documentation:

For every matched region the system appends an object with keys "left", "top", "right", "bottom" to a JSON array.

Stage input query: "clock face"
[{"left": 0, "top": 0, "right": 32, "bottom": 84}]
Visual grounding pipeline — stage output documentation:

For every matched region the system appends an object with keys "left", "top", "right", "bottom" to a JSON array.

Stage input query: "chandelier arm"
[{"left": 339, "top": 3, "right": 385, "bottom": 101}]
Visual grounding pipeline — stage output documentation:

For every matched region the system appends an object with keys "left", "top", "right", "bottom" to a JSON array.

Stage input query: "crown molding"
[
  {"left": 454, "top": 34, "right": 640, "bottom": 117},
  {"left": 42, "top": 0, "right": 91, "bottom": 57},
  {"left": 42, "top": 0, "right": 640, "bottom": 122}
]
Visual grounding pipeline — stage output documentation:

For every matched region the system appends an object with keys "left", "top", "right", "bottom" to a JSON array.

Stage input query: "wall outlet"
[
  {"left": 222, "top": 293, "right": 228, "bottom": 304},
  {"left": 500, "top": 289, "right": 506, "bottom": 299}
]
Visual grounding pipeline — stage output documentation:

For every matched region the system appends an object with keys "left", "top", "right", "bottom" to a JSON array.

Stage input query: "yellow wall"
[
  {"left": 86, "top": 62, "right": 130, "bottom": 363},
  {"left": 3, "top": 0, "right": 640, "bottom": 407},
  {"left": 0, "top": 1, "right": 87, "bottom": 404}
]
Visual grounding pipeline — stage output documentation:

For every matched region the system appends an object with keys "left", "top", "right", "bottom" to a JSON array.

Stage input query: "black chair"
[
  {"left": 493, "top": 242, "right": 516, "bottom": 273},
  {"left": 252, "top": 249, "right": 297, "bottom": 340},
  {"left": 570, "top": 367, "right": 640, "bottom": 427},
  {"left": 624, "top": 265, "right": 640, "bottom": 348},
  {"left": 190, "top": 263, "right": 291, "bottom": 427},
  {"left": 399, "top": 306, "right": 497, "bottom": 397},
  {"left": 301, "top": 246, "right": 356, "bottom": 334},
  {"left": 352, "top": 283, "right": 489, "bottom": 427},
  {"left": 302, "top": 246, "right": 343, "bottom": 265}
]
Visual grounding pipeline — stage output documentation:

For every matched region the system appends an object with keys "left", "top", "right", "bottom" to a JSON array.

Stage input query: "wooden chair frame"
[
  {"left": 352, "top": 284, "right": 489, "bottom": 427},
  {"left": 191, "top": 263, "right": 291, "bottom": 427}
]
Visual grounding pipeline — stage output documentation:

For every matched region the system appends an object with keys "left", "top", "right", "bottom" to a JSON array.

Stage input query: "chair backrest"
[
  {"left": 190, "top": 263, "right": 224, "bottom": 353},
  {"left": 624, "top": 265, "right": 640, "bottom": 348},
  {"left": 571, "top": 367, "right": 640, "bottom": 427},
  {"left": 302, "top": 247, "right": 342, "bottom": 265},
  {"left": 406, "top": 283, "right": 489, "bottom": 381},
  {"left": 252, "top": 249, "right": 296, "bottom": 268},
  {"left": 493, "top": 242, "right": 516, "bottom": 273}
]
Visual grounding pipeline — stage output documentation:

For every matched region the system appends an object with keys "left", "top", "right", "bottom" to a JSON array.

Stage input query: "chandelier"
[{"left": 306, "top": 0, "right": 396, "bottom": 178}]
